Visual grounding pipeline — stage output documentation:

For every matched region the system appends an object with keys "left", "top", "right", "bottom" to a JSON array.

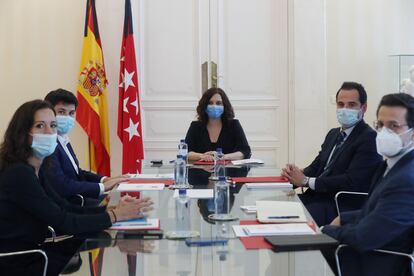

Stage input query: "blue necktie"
[{"left": 325, "top": 131, "right": 347, "bottom": 169}]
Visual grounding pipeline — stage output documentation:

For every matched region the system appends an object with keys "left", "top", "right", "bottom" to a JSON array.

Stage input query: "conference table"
[{"left": 69, "top": 163, "right": 335, "bottom": 276}]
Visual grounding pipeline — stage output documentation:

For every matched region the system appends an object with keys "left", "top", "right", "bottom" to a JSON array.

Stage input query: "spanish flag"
[{"left": 76, "top": 0, "right": 110, "bottom": 176}]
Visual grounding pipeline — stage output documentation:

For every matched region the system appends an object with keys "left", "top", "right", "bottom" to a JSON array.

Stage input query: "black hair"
[
  {"left": 376, "top": 93, "right": 414, "bottom": 128},
  {"left": 336, "top": 82, "right": 367, "bottom": 105},
  {"left": 44, "top": 88, "right": 78, "bottom": 108},
  {"left": 196, "top": 87, "right": 235, "bottom": 124}
]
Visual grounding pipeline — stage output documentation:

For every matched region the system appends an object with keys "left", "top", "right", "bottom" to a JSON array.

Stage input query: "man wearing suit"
[
  {"left": 282, "top": 82, "right": 382, "bottom": 226},
  {"left": 40, "top": 89, "right": 126, "bottom": 203},
  {"left": 322, "top": 93, "right": 414, "bottom": 276}
]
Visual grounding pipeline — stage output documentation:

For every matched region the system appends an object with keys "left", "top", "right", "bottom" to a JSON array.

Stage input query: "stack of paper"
[
  {"left": 245, "top": 182, "right": 292, "bottom": 190},
  {"left": 232, "top": 223, "right": 314, "bottom": 237},
  {"left": 256, "top": 201, "right": 307, "bottom": 223},
  {"left": 110, "top": 218, "right": 160, "bottom": 230},
  {"left": 117, "top": 183, "right": 165, "bottom": 191},
  {"left": 243, "top": 223, "right": 315, "bottom": 236},
  {"left": 173, "top": 189, "right": 213, "bottom": 199},
  {"left": 129, "top": 173, "right": 174, "bottom": 180},
  {"left": 231, "top": 159, "right": 264, "bottom": 165},
  {"left": 240, "top": 205, "right": 257, "bottom": 213}
]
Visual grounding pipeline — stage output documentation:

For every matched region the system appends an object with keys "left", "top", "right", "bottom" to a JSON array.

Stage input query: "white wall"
[
  {"left": 0, "top": 0, "right": 127, "bottom": 174},
  {"left": 325, "top": 0, "right": 414, "bottom": 129},
  {"left": 1, "top": 0, "right": 414, "bottom": 173},
  {"left": 290, "top": 0, "right": 328, "bottom": 167}
]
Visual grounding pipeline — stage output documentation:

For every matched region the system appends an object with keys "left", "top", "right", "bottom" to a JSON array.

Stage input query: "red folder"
[
  {"left": 238, "top": 220, "right": 317, "bottom": 250},
  {"left": 126, "top": 179, "right": 175, "bottom": 186},
  {"left": 239, "top": 220, "right": 273, "bottom": 250},
  {"left": 232, "top": 176, "right": 288, "bottom": 184},
  {"left": 193, "top": 160, "right": 231, "bottom": 165}
]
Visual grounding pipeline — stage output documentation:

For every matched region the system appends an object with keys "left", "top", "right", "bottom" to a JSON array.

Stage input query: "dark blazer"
[
  {"left": 0, "top": 163, "right": 111, "bottom": 250},
  {"left": 300, "top": 120, "right": 382, "bottom": 225},
  {"left": 185, "top": 119, "right": 251, "bottom": 158},
  {"left": 322, "top": 150, "right": 414, "bottom": 276},
  {"left": 40, "top": 140, "right": 103, "bottom": 199}
]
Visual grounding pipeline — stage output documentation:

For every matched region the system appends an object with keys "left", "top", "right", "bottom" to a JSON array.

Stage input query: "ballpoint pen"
[{"left": 267, "top": 216, "right": 299, "bottom": 219}]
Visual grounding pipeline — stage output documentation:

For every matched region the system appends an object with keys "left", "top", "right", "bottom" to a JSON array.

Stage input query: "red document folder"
[
  {"left": 239, "top": 220, "right": 273, "bottom": 250},
  {"left": 238, "top": 220, "right": 317, "bottom": 250},
  {"left": 193, "top": 160, "right": 231, "bottom": 165},
  {"left": 232, "top": 176, "right": 288, "bottom": 184}
]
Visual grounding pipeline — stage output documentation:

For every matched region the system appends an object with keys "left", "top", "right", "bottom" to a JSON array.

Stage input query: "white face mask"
[{"left": 376, "top": 127, "right": 413, "bottom": 158}]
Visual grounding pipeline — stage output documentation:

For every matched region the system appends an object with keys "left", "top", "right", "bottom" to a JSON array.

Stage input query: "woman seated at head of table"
[
  {"left": 0, "top": 100, "right": 153, "bottom": 276},
  {"left": 185, "top": 87, "right": 251, "bottom": 162}
]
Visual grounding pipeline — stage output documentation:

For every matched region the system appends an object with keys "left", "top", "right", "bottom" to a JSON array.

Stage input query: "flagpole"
[{"left": 88, "top": 138, "right": 92, "bottom": 171}]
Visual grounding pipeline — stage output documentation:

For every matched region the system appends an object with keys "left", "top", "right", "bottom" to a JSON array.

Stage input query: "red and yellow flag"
[{"left": 76, "top": 0, "right": 110, "bottom": 176}]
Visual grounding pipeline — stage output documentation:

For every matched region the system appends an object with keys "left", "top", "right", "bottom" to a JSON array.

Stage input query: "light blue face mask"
[
  {"left": 206, "top": 105, "right": 224, "bottom": 119},
  {"left": 31, "top": 133, "right": 58, "bottom": 159},
  {"left": 336, "top": 108, "right": 362, "bottom": 128},
  {"left": 56, "top": 115, "right": 75, "bottom": 135}
]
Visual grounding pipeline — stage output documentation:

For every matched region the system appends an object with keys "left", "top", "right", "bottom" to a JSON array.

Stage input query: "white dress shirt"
[{"left": 308, "top": 125, "right": 356, "bottom": 190}]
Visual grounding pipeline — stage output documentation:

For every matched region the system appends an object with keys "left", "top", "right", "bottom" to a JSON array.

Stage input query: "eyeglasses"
[{"left": 373, "top": 120, "right": 409, "bottom": 132}]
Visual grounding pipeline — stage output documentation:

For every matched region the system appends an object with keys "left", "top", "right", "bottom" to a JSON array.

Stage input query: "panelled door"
[{"left": 136, "top": 0, "right": 289, "bottom": 168}]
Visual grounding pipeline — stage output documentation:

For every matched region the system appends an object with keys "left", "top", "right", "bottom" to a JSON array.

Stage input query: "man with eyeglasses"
[
  {"left": 282, "top": 82, "right": 382, "bottom": 226},
  {"left": 322, "top": 93, "right": 414, "bottom": 276}
]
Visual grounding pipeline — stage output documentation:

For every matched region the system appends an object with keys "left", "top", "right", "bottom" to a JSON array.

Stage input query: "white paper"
[
  {"left": 232, "top": 225, "right": 249, "bottom": 237},
  {"left": 129, "top": 173, "right": 174, "bottom": 180},
  {"left": 110, "top": 218, "right": 159, "bottom": 230},
  {"left": 240, "top": 205, "right": 257, "bottom": 213},
  {"left": 256, "top": 201, "right": 307, "bottom": 223},
  {"left": 245, "top": 182, "right": 292, "bottom": 189},
  {"left": 117, "top": 183, "right": 165, "bottom": 191},
  {"left": 242, "top": 223, "right": 315, "bottom": 236},
  {"left": 173, "top": 189, "right": 213, "bottom": 199},
  {"left": 231, "top": 159, "right": 264, "bottom": 166}
]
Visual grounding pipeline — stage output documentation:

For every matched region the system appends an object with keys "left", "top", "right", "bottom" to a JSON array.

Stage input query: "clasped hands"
[
  {"left": 109, "top": 195, "right": 154, "bottom": 222},
  {"left": 281, "top": 163, "right": 307, "bottom": 187},
  {"left": 199, "top": 151, "right": 228, "bottom": 162},
  {"left": 199, "top": 151, "right": 217, "bottom": 161}
]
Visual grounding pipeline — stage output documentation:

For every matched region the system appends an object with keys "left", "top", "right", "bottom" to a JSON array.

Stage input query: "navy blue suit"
[
  {"left": 40, "top": 140, "right": 103, "bottom": 199},
  {"left": 322, "top": 150, "right": 414, "bottom": 276},
  {"left": 300, "top": 120, "right": 382, "bottom": 226}
]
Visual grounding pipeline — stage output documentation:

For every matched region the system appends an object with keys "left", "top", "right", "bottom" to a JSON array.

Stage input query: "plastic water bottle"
[
  {"left": 175, "top": 189, "right": 191, "bottom": 236},
  {"left": 214, "top": 176, "right": 230, "bottom": 219},
  {"left": 174, "top": 155, "right": 186, "bottom": 187},
  {"left": 215, "top": 148, "right": 226, "bottom": 178},
  {"left": 178, "top": 139, "right": 188, "bottom": 161}
]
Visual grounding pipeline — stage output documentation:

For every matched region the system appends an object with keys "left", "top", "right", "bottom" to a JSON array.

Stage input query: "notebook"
[
  {"left": 241, "top": 223, "right": 315, "bottom": 236},
  {"left": 110, "top": 218, "right": 160, "bottom": 231},
  {"left": 265, "top": 234, "right": 338, "bottom": 252},
  {"left": 256, "top": 201, "right": 307, "bottom": 223},
  {"left": 129, "top": 173, "right": 174, "bottom": 180},
  {"left": 117, "top": 183, "right": 165, "bottom": 191}
]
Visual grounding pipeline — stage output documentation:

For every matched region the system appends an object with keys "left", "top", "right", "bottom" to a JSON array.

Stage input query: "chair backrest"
[
  {"left": 334, "top": 191, "right": 368, "bottom": 217},
  {"left": 0, "top": 249, "right": 48, "bottom": 276}
]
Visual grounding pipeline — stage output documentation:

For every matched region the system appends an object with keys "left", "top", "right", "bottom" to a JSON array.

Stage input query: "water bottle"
[
  {"left": 174, "top": 155, "right": 186, "bottom": 187},
  {"left": 175, "top": 189, "right": 191, "bottom": 236},
  {"left": 178, "top": 139, "right": 188, "bottom": 161},
  {"left": 214, "top": 176, "right": 230, "bottom": 219},
  {"left": 215, "top": 148, "right": 226, "bottom": 178}
]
